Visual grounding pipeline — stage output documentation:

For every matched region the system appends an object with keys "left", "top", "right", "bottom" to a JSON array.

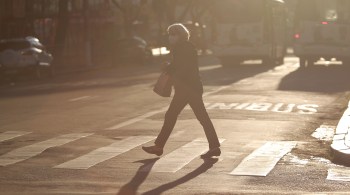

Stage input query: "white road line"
[
  {"left": 69, "top": 96, "right": 92, "bottom": 102},
  {"left": 327, "top": 167, "right": 350, "bottom": 181},
  {"left": 0, "top": 131, "right": 31, "bottom": 142},
  {"left": 203, "top": 86, "right": 230, "bottom": 97},
  {"left": 141, "top": 138, "right": 225, "bottom": 173},
  {"left": 105, "top": 109, "right": 167, "bottom": 130},
  {"left": 312, "top": 125, "right": 335, "bottom": 141},
  {"left": 0, "top": 133, "right": 92, "bottom": 166},
  {"left": 230, "top": 141, "right": 297, "bottom": 177},
  {"left": 172, "top": 130, "right": 185, "bottom": 138},
  {"left": 55, "top": 136, "right": 155, "bottom": 169},
  {"left": 105, "top": 86, "right": 231, "bottom": 130},
  {"left": 199, "top": 64, "right": 221, "bottom": 71}
]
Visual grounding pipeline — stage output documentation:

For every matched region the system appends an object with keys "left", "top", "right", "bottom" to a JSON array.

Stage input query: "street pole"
[{"left": 83, "top": 0, "right": 93, "bottom": 67}]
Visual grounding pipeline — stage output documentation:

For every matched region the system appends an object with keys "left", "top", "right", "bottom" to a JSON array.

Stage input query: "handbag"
[{"left": 153, "top": 71, "right": 172, "bottom": 97}]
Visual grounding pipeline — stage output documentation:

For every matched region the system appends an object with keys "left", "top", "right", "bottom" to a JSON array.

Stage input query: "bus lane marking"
[{"left": 205, "top": 102, "right": 319, "bottom": 114}]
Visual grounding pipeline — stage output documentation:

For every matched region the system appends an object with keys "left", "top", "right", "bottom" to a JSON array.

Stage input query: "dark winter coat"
[{"left": 167, "top": 40, "right": 203, "bottom": 95}]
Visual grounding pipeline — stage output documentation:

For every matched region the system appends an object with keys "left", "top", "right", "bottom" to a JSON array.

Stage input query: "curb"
[
  {"left": 54, "top": 64, "right": 112, "bottom": 76},
  {"left": 331, "top": 100, "right": 350, "bottom": 166}
]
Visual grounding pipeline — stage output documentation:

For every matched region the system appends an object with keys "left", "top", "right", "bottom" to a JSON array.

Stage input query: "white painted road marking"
[
  {"left": 0, "top": 133, "right": 92, "bottom": 166},
  {"left": 141, "top": 138, "right": 225, "bottom": 173},
  {"left": 230, "top": 141, "right": 297, "bottom": 176},
  {"left": 55, "top": 136, "right": 155, "bottom": 169},
  {"left": 206, "top": 102, "right": 319, "bottom": 114},
  {"left": 172, "top": 130, "right": 185, "bottom": 138},
  {"left": 105, "top": 86, "right": 231, "bottom": 130},
  {"left": 69, "top": 96, "right": 95, "bottom": 102},
  {"left": 0, "top": 131, "right": 31, "bottom": 142},
  {"left": 312, "top": 125, "right": 335, "bottom": 141},
  {"left": 327, "top": 167, "right": 350, "bottom": 181},
  {"left": 105, "top": 110, "right": 167, "bottom": 130}
]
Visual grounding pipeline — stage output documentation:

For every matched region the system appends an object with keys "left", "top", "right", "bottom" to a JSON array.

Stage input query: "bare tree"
[{"left": 111, "top": 0, "right": 143, "bottom": 36}]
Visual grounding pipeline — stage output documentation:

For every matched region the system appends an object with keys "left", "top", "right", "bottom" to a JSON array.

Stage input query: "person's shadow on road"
[
  {"left": 142, "top": 158, "right": 219, "bottom": 195},
  {"left": 116, "top": 157, "right": 159, "bottom": 195}
]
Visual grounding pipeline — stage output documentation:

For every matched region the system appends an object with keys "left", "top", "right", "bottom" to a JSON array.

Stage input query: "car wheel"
[
  {"left": 262, "top": 57, "right": 276, "bottom": 66},
  {"left": 342, "top": 58, "right": 350, "bottom": 65},
  {"left": 220, "top": 57, "right": 241, "bottom": 67},
  {"left": 143, "top": 49, "right": 153, "bottom": 65},
  {"left": 34, "top": 66, "right": 43, "bottom": 79},
  {"left": 299, "top": 57, "right": 307, "bottom": 68},
  {"left": 276, "top": 57, "right": 284, "bottom": 65},
  {"left": 47, "top": 66, "right": 55, "bottom": 78},
  {"left": 34, "top": 65, "right": 53, "bottom": 79}
]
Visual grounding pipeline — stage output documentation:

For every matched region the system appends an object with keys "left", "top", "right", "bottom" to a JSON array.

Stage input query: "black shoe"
[
  {"left": 142, "top": 145, "right": 163, "bottom": 156},
  {"left": 200, "top": 147, "right": 221, "bottom": 159}
]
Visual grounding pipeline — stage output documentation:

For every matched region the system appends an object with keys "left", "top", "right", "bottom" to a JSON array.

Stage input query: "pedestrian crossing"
[
  {"left": 0, "top": 131, "right": 31, "bottom": 142},
  {"left": 141, "top": 138, "right": 225, "bottom": 173},
  {"left": 55, "top": 136, "right": 155, "bottom": 169},
  {"left": 327, "top": 167, "right": 350, "bottom": 181},
  {"left": 0, "top": 131, "right": 348, "bottom": 180},
  {"left": 230, "top": 141, "right": 297, "bottom": 176},
  {"left": 0, "top": 133, "right": 92, "bottom": 166}
]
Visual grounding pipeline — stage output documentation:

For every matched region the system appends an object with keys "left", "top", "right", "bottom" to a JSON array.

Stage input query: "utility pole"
[{"left": 83, "top": 0, "right": 93, "bottom": 66}]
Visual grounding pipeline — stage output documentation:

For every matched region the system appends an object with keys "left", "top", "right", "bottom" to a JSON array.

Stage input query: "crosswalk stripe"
[
  {"left": 55, "top": 136, "right": 155, "bottom": 169},
  {"left": 0, "top": 133, "right": 92, "bottom": 166},
  {"left": 0, "top": 131, "right": 31, "bottom": 142},
  {"left": 141, "top": 138, "right": 225, "bottom": 173},
  {"left": 230, "top": 141, "right": 297, "bottom": 176},
  {"left": 327, "top": 167, "right": 350, "bottom": 181}
]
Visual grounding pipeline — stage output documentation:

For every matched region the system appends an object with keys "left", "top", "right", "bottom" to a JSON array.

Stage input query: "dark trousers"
[{"left": 154, "top": 90, "right": 220, "bottom": 149}]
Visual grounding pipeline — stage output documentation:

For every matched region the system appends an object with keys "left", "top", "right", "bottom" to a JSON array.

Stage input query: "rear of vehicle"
[
  {"left": 293, "top": 0, "right": 350, "bottom": 67},
  {"left": 0, "top": 37, "right": 53, "bottom": 79},
  {"left": 210, "top": 0, "right": 287, "bottom": 66},
  {"left": 115, "top": 36, "right": 153, "bottom": 65}
]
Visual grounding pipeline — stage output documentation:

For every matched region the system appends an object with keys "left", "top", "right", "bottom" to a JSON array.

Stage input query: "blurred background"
[
  {"left": 2, "top": 0, "right": 350, "bottom": 78},
  {"left": 0, "top": 0, "right": 299, "bottom": 68}
]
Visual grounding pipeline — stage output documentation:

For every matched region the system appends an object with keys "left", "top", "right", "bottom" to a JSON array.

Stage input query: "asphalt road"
[{"left": 1, "top": 56, "right": 350, "bottom": 194}]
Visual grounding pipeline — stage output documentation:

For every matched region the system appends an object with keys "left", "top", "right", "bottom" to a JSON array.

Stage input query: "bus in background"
[
  {"left": 209, "top": 0, "right": 287, "bottom": 67},
  {"left": 294, "top": 0, "right": 350, "bottom": 68}
]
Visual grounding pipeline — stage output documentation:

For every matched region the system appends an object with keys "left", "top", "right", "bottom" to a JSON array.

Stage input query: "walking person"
[{"left": 142, "top": 23, "right": 221, "bottom": 159}]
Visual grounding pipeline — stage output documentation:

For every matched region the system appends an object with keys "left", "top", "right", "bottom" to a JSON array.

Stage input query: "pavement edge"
[{"left": 330, "top": 100, "right": 350, "bottom": 166}]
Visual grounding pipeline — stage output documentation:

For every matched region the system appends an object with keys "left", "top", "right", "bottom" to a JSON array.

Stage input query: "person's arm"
[{"left": 163, "top": 61, "right": 175, "bottom": 74}]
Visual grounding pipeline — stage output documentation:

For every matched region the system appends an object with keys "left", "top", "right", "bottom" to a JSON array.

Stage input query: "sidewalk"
[
  {"left": 331, "top": 100, "right": 350, "bottom": 166},
  {"left": 54, "top": 63, "right": 112, "bottom": 76}
]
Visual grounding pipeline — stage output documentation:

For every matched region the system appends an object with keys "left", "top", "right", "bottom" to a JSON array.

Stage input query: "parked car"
[
  {"left": 0, "top": 36, "right": 54, "bottom": 79},
  {"left": 114, "top": 36, "right": 153, "bottom": 65}
]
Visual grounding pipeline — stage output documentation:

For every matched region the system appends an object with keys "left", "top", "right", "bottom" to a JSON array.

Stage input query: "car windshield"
[
  {"left": 0, "top": 41, "right": 31, "bottom": 52},
  {"left": 296, "top": 0, "right": 350, "bottom": 23},
  {"left": 212, "top": 0, "right": 264, "bottom": 23}
]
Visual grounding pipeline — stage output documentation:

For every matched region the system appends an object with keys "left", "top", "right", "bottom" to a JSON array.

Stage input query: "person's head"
[{"left": 167, "top": 23, "right": 190, "bottom": 45}]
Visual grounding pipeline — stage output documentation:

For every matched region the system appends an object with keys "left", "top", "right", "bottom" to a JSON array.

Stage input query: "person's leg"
[
  {"left": 189, "top": 94, "right": 220, "bottom": 149},
  {"left": 154, "top": 93, "right": 188, "bottom": 148}
]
